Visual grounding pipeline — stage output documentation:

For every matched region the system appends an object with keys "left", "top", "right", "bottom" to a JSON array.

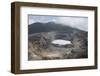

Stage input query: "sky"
[{"left": 28, "top": 15, "right": 88, "bottom": 31}]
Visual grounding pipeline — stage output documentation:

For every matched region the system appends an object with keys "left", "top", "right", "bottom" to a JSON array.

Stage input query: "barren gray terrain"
[{"left": 28, "top": 22, "right": 88, "bottom": 60}]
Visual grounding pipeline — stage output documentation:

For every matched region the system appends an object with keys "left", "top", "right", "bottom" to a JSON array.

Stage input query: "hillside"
[{"left": 28, "top": 22, "right": 83, "bottom": 34}]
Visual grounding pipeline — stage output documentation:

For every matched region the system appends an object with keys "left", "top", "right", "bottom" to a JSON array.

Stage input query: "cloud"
[
  {"left": 28, "top": 15, "right": 58, "bottom": 25},
  {"left": 57, "top": 17, "right": 88, "bottom": 31},
  {"left": 29, "top": 15, "right": 88, "bottom": 31}
]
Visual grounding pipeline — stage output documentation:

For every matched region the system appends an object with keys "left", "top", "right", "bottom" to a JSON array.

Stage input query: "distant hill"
[{"left": 28, "top": 22, "right": 85, "bottom": 34}]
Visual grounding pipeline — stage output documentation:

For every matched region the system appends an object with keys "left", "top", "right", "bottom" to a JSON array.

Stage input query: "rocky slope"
[{"left": 28, "top": 22, "right": 88, "bottom": 60}]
